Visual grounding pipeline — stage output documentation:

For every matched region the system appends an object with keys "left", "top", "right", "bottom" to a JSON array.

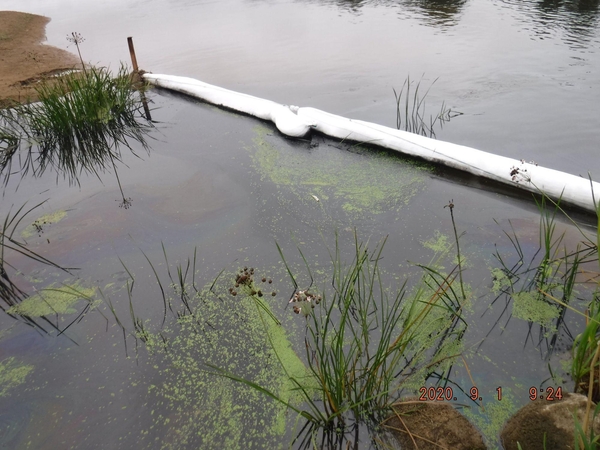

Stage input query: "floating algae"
[
  {"left": 421, "top": 230, "right": 453, "bottom": 254},
  {"left": 138, "top": 270, "right": 313, "bottom": 450},
  {"left": 0, "top": 357, "right": 33, "bottom": 397},
  {"left": 490, "top": 267, "right": 512, "bottom": 295},
  {"left": 462, "top": 389, "right": 517, "bottom": 450},
  {"left": 249, "top": 125, "right": 431, "bottom": 221},
  {"left": 7, "top": 281, "right": 96, "bottom": 317},
  {"left": 511, "top": 291, "right": 560, "bottom": 332},
  {"left": 21, "top": 209, "right": 67, "bottom": 239}
]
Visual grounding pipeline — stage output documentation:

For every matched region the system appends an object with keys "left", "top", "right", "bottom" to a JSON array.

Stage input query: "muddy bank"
[{"left": 0, "top": 11, "right": 78, "bottom": 106}]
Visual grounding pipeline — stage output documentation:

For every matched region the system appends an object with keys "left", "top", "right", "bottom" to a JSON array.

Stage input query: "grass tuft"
[
  {"left": 249, "top": 231, "right": 467, "bottom": 441},
  {"left": 0, "top": 64, "right": 153, "bottom": 202}
]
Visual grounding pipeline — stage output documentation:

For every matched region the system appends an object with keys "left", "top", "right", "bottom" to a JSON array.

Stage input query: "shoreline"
[{"left": 0, "top": 10, "right": 79, "bottom": 106}]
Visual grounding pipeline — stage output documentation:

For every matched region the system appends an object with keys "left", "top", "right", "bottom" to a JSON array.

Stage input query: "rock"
[
  {"left": 383, "top": 398, "right": 487, "bottom": 450},
  {"left": 500, "top": 392, "right": 600, "bottom": 450}
]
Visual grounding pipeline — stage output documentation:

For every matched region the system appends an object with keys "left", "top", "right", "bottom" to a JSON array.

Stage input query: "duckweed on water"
[
  {"left": 20, "top": 209, "right": 67, "bottom": 239},
  {"left": 249, "top": 125, "right": 431, "bottom": 220},
  {"left": 137, "top": 271, "right": 312, "bottom": 449},
  {"left": 511, "top": 291, "right": 560, "bottom": 332},
  {"left": 421, "top": 230, "right": 452, "bottom": 254},
  {"left": 490, "top": 267, "right": 512, "bottom": 295},
  {"left": 462, "top": 389, "right": 517, "bottom": 450},
  {"left": 0, "top": 357, "right": 34, "bottom": 397},
  {"left": 7, "top": 281, "right": 96, "bottom": 317}
]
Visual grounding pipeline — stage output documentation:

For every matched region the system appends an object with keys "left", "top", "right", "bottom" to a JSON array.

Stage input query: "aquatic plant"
[
  {"left": 249, "top": 124, "right": 432, "bottom": 225},
  {"left": 105, "top": 248, "right": 314, "bottom": 448},
  {"left": 103, "top": 225, "right": 468, "bottom": 448},
  {"left": 0, "top": 63, "right": 153, "bottom": 206},
  {"left": 210, "top": 232, "right": 467, "bottom": 447},
  {"left": 0, "top": 201, "right": 97, "bottom": 337},
  {"left": 0, "top": 357, "right": 34, "bottom": 397},
  {"left": 490, "top": 185, "right": 600, "bottom": 447},
  {"left": 393, "top": 75, "right": 461, "bottom": 138},
  {"left": 484, "top": 194, "right": 597, "bottom": 358}
]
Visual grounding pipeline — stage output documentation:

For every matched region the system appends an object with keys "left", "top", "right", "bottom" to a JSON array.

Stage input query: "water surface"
[{"left": 1, "top": 1, "right": 600, "bottom": 448}]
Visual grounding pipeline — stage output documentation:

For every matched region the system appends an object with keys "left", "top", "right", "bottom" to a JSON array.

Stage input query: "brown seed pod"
[
  {"left": 268, "top": 279, "right": 272, "bottom": 284},
  {"left": 262, "top": 277, "right": 266, "bottom": 283},
  {"left": 232, "top": 291, "right": 237, "bottom": 296},
  {"left": 272, "top": 292, "right": 277, "bottom": 296},
  {"left": 258, "top": 291, "right": 263, "bottom": 297}
]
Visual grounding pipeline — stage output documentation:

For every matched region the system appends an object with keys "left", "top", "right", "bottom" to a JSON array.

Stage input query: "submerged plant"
[
  {"left": 104, "top": 227, "right": 467, "bottom": 448},
  {"left": 485, "top": 182, "right": 600, "bottom": 448}
]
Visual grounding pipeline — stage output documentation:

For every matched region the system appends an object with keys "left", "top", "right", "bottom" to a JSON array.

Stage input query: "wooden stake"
[
  {"left": 127, "top": 37, "right": 139, "bottom": 72},
  {"left": 126, "top": 37, "right": 151, "bottom": 121}
]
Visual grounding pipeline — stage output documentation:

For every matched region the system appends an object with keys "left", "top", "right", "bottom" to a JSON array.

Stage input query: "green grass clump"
[
  {"left": 0, "top": 64, "right": 152, "bottom": 188},
  {"left": 261, "top": 233, "right": 467, "bottom": 440}
]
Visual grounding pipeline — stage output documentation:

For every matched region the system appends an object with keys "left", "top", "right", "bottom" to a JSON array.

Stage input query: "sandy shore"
[{"left": 0, "top": 11, "right": 79, "bottom": 106}]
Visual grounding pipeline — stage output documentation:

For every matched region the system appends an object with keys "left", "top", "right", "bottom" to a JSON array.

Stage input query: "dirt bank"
[{"left": 0, "top": 11, "right": 79, "bottom": 106}]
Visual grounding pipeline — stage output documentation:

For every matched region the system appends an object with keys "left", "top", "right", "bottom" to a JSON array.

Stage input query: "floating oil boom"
[{"left": 143, "top": 74, "right": 600, "bottom": 214}]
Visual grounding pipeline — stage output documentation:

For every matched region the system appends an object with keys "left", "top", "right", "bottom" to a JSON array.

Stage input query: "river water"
[{"left": 1, "top": 0, "right": 600, "bottom": 449}]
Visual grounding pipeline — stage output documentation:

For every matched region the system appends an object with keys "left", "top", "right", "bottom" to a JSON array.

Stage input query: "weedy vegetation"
[
  {"left": 0, "top": 33, "right": 154, "bottom": 207},
  {"left": 3, "top": 44, "right": 600, "bottom": 448},
  {"left": 0, "top": 34, "right": 147, "bottom": 337},
  {"left": 0, "top": 201, "right": 98, "bottom": 338},
  {"left": 488, "top": 181, "right": 600, "bottom": 448},
  {"left": 108, "top": 210, "right": 470, "bottom": 448},
  {"left": 393, "top": 75, "right": 462, "bottom": 138},
  {"left": 483, "top": 195, "right": 597, "bottom": 359},
  {"left": 270, "top": 232, "right": 467, "bottom": 445}
]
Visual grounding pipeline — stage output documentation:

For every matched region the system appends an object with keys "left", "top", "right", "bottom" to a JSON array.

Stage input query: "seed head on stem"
[{"left": 66, "top": 32, "right": 87, "bottom": 75}]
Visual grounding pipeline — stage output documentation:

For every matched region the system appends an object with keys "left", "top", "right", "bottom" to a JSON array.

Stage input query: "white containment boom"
[
  {"left": 143, "top": 74, "right": 316, "bottom": 138},
  {"left": 143, "top": 73, "right": 600, "bottom": 214}
]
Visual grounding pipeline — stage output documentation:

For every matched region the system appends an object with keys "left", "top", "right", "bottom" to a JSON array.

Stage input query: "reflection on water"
[
  {"left": 398, "top": 0, "right": 468, "bottom": 27},
  {"left": 294, "top": 0, "right": 600, "bottom": 42},
  {"left": 294, "top": 0, "right": 468, "bottom": 26},
  {"left": 499, "top": 0, "right": 600, "bottom": 48},
  {"left": 0, "top": 0, "right": 600, "bottom": 448}
]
